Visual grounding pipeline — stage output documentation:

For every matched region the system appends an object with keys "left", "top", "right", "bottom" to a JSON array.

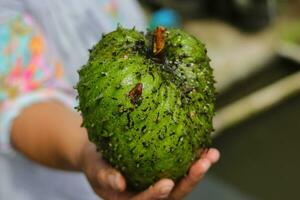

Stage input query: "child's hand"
[{"left": 80, "top": 141, "right": 220, "bottom": 200}]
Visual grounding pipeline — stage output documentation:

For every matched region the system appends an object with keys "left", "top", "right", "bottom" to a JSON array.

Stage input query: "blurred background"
[{"left": 140, "top": 0, "right": 300, "bottom": 199}]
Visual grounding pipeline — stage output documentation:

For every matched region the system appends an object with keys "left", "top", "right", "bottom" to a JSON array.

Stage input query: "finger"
[
  {"left": 93, "top": 187, "right": 134, "bottom": 200},
  {"left": 97, "top": 165, "right": 126, "bottom": 192},
  {"left": 83, "top": 143, "right": 126, "bottom": 192},
  {"left": 131, "top": 179, "right": 175, "bottom": 200},
  {"left": 169, "top": 158, "right": 211, "bottom": 200},
  {"left": 201, "top": 148, "right": 220, "bottom": 164}
]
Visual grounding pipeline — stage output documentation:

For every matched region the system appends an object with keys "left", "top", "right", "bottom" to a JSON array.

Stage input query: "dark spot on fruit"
[
  {"left": 142, "top": 141, "right": 148, "bottom": 148},
  {"left": 148, "top": 70, "right": 155, "bottom": 80},
  {"left": 151, "top": 88, "right": 157, "bottom": 94},
  {"left": 118, "top": 106, "right": 127, "bottom": 114},
  {"left": 163, "top": 89, "right": 168, "bottom": 98},
  {"left": 117, "top": 154, "right": 122, "bottom": 160},
  {"left": 141, "top": 125, "right": 147, "bottom": 133},
  {"left": 95, "top": 94, "right": 104, "bottom": 103},
  {"left": 126, "top": 112, "right": 134, "bottom": 128},
  {"left": 134, "top": 40, "right": 145, "bottom": 51},
  {"left": 101, "top": 72, "right": 108, "bottom": 76},
  {"left": 155, "top": 112, "right": 160, "bottom": 123},
  {"left": 128, "top": 83, "right": 143, "bottom": 105},
  {"left": 170, "top": 147, "right": 175, "bottom": 153},
  {"left": 178, "top": 136, "right": 184, "bottom": 143},
  {"left": 158, "top": 134, "right": 165, "bottom": 140},
  {"left": 141, "top": 107, "right": 149, "bottom": 112},
  {"left": 135, "top": 72, "right": 142, "bottom": 80},
  {"left": 115, "top": 84, "right": 122, "bottom": 89}
]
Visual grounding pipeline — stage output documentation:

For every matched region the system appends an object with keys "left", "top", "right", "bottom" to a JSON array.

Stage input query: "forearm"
[{"left": 11, "top": 101, "right": 88, "bottom": 171}]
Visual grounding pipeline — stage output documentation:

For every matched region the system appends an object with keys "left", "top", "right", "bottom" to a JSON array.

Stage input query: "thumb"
[{"left": 131, "top": 179, "right": 175, "bottom": 200}]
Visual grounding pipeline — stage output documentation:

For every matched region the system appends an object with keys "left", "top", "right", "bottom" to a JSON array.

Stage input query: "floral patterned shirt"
[
  {"left": 0, "top": 0, "right": 146, "bottom": 199},
  {"left": 0, "top": 0, "right": 146, "bottom": 153}
]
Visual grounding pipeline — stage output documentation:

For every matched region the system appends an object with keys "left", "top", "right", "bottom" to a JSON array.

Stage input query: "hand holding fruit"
[{"left": 80, "top": 140, "right": 220, "bottom": 200}]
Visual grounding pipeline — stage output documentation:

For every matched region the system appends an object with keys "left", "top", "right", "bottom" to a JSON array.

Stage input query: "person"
[{"left": 0, "top": 0, "right": 220, "bottom": 199}]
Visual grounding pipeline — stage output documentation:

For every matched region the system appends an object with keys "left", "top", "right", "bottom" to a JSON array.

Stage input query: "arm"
[
  {"left": 11, "top": 100, "right": 220, "bottom": 200},
  {"left": 11, "top": 101, "right": 87, "bottom": 171}
]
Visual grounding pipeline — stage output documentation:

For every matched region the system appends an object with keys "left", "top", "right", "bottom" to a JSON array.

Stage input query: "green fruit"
[{"left": 76, "top": 26, "right": 215, "bottom": 191}]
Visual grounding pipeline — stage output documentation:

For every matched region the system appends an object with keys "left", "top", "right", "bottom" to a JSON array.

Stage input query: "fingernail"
[
  {"left": 108, "top": 174, "right": 120, "bottom": 191},
  {"left": 159, "top": 183, "right": 173, "bottom": 198},
  {"left": 201, "top": 159, "right": 211, "bottom": 172}
]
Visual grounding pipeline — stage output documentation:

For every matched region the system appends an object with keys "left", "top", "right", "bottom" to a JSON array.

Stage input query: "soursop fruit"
[{"left": 76, "top": 26, "right": 215, "bottom": 191}]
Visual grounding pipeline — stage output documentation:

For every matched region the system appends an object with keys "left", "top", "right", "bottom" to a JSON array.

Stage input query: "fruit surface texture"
[{"left": 77, "top": 26, "right": 215, "bottom": 191}]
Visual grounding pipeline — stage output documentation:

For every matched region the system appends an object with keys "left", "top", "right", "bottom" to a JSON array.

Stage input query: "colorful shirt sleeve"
[{"left": 0, "top": 13, "right": 75, "bottom": 155}]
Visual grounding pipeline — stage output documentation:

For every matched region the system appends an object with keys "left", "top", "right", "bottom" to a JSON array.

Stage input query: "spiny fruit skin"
[{"left": 76, "top": 27, "right": 215, "bottom": 191}]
